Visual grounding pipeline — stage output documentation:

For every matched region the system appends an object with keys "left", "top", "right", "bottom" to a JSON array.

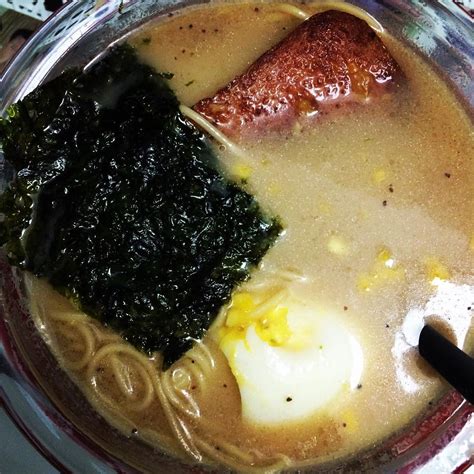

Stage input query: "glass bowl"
[{"left": 0, "top": 0, "right": 472, "bottom": 472}]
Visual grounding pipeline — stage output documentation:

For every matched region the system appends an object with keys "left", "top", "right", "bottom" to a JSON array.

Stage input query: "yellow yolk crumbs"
[
  {"left": 232, "top": 163, "right": 252, "bottom": 181},
  {"left": 328, "top": 235, "right": 350, "bottom": 256},
  {"left": 357, "top": 247, "right": 404, "bottom": 292},
  {"left": 255, "top": 307, "right": 290, "bottom": 345},
  {"left": 372, "top": 168, "right": 387, "bottom": 184},
  {"left": 219, "top": 291, "right": 292, "bottom": 348},
  {"left": 424, "top": 257, "right": 450, "bottom": 284},
  {"left": 267, "top": 183, "right": 281, "bottom": 196}
]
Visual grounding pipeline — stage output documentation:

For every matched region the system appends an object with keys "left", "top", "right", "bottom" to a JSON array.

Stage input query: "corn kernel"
[
  {"left": 328, "top": 235, "right": 349, "bottom": 255},
  {"left": 357, "top": 247, "right": 404, "bottom": 292},
  {"left": 267, "top": 184, "right": 280, "bottom": 196},
  {"left": 372, "top": 168, "right": 387, "bottom": 184},
  {"left": 425, "top": 257, "right": 450, "bottom": 284},
  {"left": 233, "top": 164, "right": 252, "bottom": 180},
  {"left": 377, "top": 248, "right": 391, "bottom": 262}
]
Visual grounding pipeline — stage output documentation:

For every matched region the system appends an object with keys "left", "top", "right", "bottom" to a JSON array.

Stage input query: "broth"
[{"left": 26, "top": 2, "right": 473, "bottom": 471}]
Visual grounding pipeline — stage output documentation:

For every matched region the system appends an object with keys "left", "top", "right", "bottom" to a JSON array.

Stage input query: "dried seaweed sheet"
[{"left": 0, "top": 45, "right": 281, "bottom": 366}]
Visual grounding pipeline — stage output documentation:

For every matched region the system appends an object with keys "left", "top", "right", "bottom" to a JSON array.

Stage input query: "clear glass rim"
[{"left": 0, "top": 0, "right": 472, "bottom": 472}]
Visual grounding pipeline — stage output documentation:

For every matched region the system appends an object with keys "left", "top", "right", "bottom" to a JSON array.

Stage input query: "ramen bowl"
[{"left": 0, "top": 0, "right": 473, "bottom": 472}]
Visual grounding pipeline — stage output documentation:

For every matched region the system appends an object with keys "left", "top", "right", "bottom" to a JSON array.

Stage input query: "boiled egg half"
[{"left": 212, "top": 287, "right": 364, "bottom": 424}]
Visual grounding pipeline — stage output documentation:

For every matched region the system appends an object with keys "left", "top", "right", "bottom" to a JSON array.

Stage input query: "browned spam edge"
[{"left": 193, "top": 10, "right": 402, "bottom": 138}]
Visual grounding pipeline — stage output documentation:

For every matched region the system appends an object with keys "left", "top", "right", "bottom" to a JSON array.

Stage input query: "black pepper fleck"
[
  {"left": 214, "top": 28, "right": 219, "bottom": 32},
  {"left": 385, "top": 323, "right": 390, "bottom": 328},
  {"left": 191, "top": 359, "right": 195, "bottom": 363},
  {"left": 468, "top": 306, "right": 472, "bottom": 311},
  {"left": 382, "top": 200, "right": 387, "bottom": 206},
  {"left": 181, "top": 49, "right": 186, "bottom": 53},
  {"left": 131, "top": 428, "right": 138, "bottom": 434},
  {"left": 357, "top": 384, "right": 362, "bottom": 389},
  {"left": 286, "top": 397, "right": 293, "bottom": 402},
  {"left": 223, "top": 383, "right": 227, "bottom": 388},
  {"left": 201, "top": 29, "right": 206, "bottom": 33},
  {"left": 254, "top": 7, "right": 259, "bottom": 12},
  {"left": 179, "top": 26, "right": 183, "bottom": 30},
  {"left": 342, "top": 422, "right": 347, "bottom": 427},
  {"left": 388, "top": 184, "right": 394, "bottom": 193},
  {"left": 188, "top": 24, "right": 193, "bottom": 29},
  {"left": 444, "top": 172, "right": 451, "bottom": 178},
  {"left": 168, "top": 12, "right": 174, "bottom": 17},
  {"left": 343, "top": 306, "right": 348, "bottom": 311}
]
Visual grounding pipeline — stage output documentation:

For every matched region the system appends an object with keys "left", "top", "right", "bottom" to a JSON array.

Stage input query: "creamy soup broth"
[{"left": 27, "top": 2, "right": 473, "bottom": 471}]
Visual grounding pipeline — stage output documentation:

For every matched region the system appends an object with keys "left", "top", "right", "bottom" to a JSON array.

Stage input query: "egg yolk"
[
  {"left": 219, "top": 290, "right": 292, "bottom": 348},
  {"left": 213, "top": 286, "right": 364, "bottom": 424}
]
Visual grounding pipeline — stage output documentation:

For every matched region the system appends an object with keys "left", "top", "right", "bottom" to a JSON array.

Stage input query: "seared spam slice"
[{"left": 193, "top": 10, "right": 401, "bottom": 137}]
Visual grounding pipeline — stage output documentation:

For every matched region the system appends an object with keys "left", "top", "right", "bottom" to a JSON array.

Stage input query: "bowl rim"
[{"left": 0, "top": 0, "right": 473, "bottom": 472}]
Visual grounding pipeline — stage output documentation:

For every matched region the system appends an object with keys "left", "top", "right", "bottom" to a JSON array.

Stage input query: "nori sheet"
[{"left": 0, "top": 45, "right": 281, "bottom": 366}]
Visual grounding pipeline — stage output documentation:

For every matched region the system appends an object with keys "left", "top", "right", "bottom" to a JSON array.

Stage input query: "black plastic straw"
[{"left": 419, "top": 325, "right": 474, "bottom": 404}]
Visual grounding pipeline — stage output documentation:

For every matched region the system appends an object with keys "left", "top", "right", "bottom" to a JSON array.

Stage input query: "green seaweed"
[{"left": 0, "top": 45, "right": 281, "bottom": 366}]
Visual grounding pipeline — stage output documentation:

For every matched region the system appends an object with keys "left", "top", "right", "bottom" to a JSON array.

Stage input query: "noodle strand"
[
  {"left": 179, "top": 105, "right": 247, "bottom": 159},
  {"left": 41, "top": 267, "right": 301, "bottom": 470},
  {"left": 274, "top": 3, "right": 310, "bottom": 20}
]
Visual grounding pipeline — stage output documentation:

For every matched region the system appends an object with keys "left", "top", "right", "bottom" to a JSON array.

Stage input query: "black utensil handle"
[{"left": 419, "top": 325, "right": 474, "bottom": 404}]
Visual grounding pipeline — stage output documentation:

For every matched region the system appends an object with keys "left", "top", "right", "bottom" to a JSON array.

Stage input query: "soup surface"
[{"left": 26, "top": 2, "right": 473, "bottom": 471}]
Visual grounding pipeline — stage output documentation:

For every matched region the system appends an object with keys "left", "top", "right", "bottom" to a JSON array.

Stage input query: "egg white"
[{"left": 218, "top": 295, "right": 364, "bottom": 425}]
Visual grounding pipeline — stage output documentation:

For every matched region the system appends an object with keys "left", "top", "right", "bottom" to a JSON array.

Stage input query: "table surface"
[{"left": 0, "top": 408, "right": 58, "bottom": 474}]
